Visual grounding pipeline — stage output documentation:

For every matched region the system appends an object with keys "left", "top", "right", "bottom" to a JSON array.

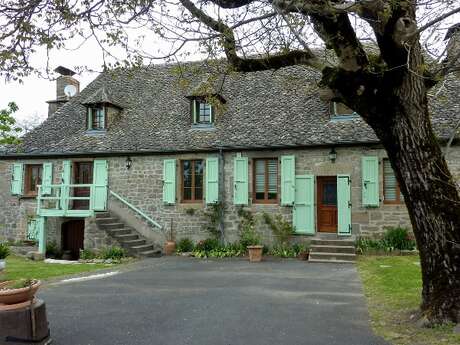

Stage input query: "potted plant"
[
  {"left": 297, "top": 244, "right": 310, "bottom": 261},
  {"left": 164, "top": 219, "right": 176, "bottom": 255},
  {"left": 0, "top": 279, "right": 41, "bottom": 311},
  {"left": 0, "top": 242, "right": 10, "bottom": 272},
  {"left": 239, "top": 211, "right": 263, "bottom": 262}
]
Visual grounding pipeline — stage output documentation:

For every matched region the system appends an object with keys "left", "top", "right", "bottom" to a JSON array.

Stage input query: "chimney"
[
  {"left": 46, "top": 66, "right": 80, "bottom": 117},
  {"left": 445, "top": 23, "right": 460, "bottom": 77}
]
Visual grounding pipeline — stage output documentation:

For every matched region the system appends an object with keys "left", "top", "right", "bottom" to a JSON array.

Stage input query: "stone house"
[{"left": 1, "top": 61, "right": 459, "bottom": 260}]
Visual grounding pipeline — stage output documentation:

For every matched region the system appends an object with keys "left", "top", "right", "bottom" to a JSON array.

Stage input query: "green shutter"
[
  {"left": 281, "top": 155, "right": 295, "bottom": 205},
  {"left": 92, "top": 159, "right": 108, "bottom": 211},
  {"left": 62, "top": 160, "right": 72, "bottom": 184},
  {"left": 205, "top": 157, "right": 219, "bottom": 204},
  {"left": 36, "top": 216, "right": 46, "bottom": 254},
  {"left": 293, "top": 175, "right": 315, "bottom": 234},
  {"left": 362, "top": 156, "right": 379, "bottom": 207},
  {"left": 27, "top": 218, "right": 38, "bottom": 240},
  {"left": 163, "top": 159, "right": 176, "bottom": 204},
  {"left": 11, "top": 163, "right": 24, "bottom": 195},
  {"left": 42, "top": 162, "right": 53, "bottom": 195},
  {"left": 233, "top": 156, "right": 248, "bottom": 205},
  {"left": 337, "top": 175, "right": 352, "bottom": 235},
  {"left": 191, "top": 100, "right": 197, "bottom": 124}
]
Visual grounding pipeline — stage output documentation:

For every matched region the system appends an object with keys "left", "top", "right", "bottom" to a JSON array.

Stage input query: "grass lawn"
[
  {"left": 1, "top": 256, "right": 112, "bottom": 281},
  {"left": 357, "top": 256, "right": 460, "bottom": 345}
]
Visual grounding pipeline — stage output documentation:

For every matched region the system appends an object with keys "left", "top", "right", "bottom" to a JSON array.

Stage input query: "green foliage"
[
  {"left": 99, "top": 246, "right": 125, "bottom": 260},
  {"left": 269, "top": 243, "right": 310, "bottom": 258},
  {"left": 383, "top": 227, "right": 416, "bottom": 250},
  {"left": 193, "top": 242, "right": 244, "bottom": 258},
  {"left": 184, "top": 208, "right": 197, "bottom": 216},
  {"left": 238, "top": 208, "right": 261, "bottom": 247},
  {"left": 195, "top": 238, "right": 219, "bottom": 252},
  {"left": 202, "top": 202, "right": 223, "bottom": 239},
  {"left": 176, "top": 238, "right": 194, "bottom": 253},
  {"left": 46, "top": 241, "right": 62, "bottom": 259},
  {"left": 79, "top": 249, "right": 97, "bottom": 260},
  {"left": 2, "top": 278, "right": 34, "bottom": 289},
  {"left": 262, "top": 212, "right": 294, "bottom": 246},
  {"left": 0, "top": 242, "right": 11, "bottom": 259},
  {"left": 0, "top": 102, "right": 21, "bottom": 145}
]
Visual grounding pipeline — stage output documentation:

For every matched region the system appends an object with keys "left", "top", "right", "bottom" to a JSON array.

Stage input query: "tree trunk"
[{"left": 364, "top": 51, "right": 460, "bottom": 324}]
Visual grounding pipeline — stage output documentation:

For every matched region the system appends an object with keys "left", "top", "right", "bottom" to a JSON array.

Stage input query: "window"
[
  {"left": 330, "top": 102, "right": 359, "bottom": 120},
  {"left": 253, "top": 158, "right": 278, "bottom": 203},
  {"left": 383, "top": 159, "right": 403, "bottom": 204},
  {"left": 181, "top": 159, "right": 204, "bottom": 202},
  {"left": 87, "top": 106, "right": 106, "bottom": 130},
  {"left": 192, "top": 99, "right": 213, "bottom": 125},
  {"left": 25, "top": 164, "right": 42, "bottom": 196}
]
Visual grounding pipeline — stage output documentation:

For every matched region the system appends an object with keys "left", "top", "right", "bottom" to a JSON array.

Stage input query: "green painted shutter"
[
  {"left": 11, "top": 163, "right": 24, "bottom": 195},
  {"left": 191, "top": 100, "right": 197, "bottom": 124},
  {"left": 362, "top": 156, "right": 379, "bottom": 207},
  {"left": 281, "top": 155, "right": 295, "bottom": 205},
  {"left": 293, "top": 175, "right": 315, "bottom": 234},
  {"left": 337, "top": 175, "right": 352, "bottom": 235},
  {"left": 233, "top": 156, "right": 248, "bottom": 205},
  {"left": 36, "top": 216, "right": 46, "bottom": 254},
  {"left": 27, "top": 218, "right": 38, "bottom": 240},
  {"left": 163, "top": 159, "right": 176, "bottom": 204},
  {"left": 205, "top": 157, "right": 219, "bottom": 204},
  {"left": 92, "top": 159, "right": 108, "bottom": 211},
  {"left": 62, "top": 160, "right": 72, "bottom": 184},
  {"left": 42, "top": 162, "right": 53, "bottom": 195}
]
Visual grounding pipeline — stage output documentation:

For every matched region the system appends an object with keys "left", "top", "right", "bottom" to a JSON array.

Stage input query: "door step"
[
  {"left": 309, "top": 237, "right": 357, "bottom": 263},
  {"left": 310, "top": 245, "right": 355, "bottom": 254},
  {"left": 309, "top": 258, "right": 355, "bottom": 264},
  {"left": 309, "top": 252, "right": 356, "bottom": 261}
]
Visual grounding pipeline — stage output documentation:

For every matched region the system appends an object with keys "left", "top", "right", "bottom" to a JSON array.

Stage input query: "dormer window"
[
  {"left": 87, "top": 105, "right": 106, "bottom": 130},
  {"left": 191, "top": 99, "right": 214, "bottom": 125},
  {"left": 330, "top": 102, "right": 359, "bottom": 120}
]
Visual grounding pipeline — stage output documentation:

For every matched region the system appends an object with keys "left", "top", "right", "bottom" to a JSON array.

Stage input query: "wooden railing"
[{"left": 37, "top": 184, "right": 94, "bottom": 217}]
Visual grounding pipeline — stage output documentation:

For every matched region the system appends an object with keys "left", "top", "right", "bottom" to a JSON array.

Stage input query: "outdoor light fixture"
[
  {"left": 126, "top": 156, "right": 132, "bottom": 170},
  {"left": 329, "top": 148, "right": 337, "bottom": 163}
]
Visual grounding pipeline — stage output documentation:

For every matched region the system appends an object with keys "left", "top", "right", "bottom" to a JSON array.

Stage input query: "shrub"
[
  {"left": 100, "top": 246, "right": 125, "bottom": 260},
  {"left": 263, "top": 213, "right": 294, "bottom": 246},
  {"left": 383, "top": 227, "right": 416, "bottom": 250},
  {"left": 193, "top": 242, "right": 244, "bottom": 258},
  {"left": 269, "top": 243, "right": 310, "bottom": 258},
  {"left": 238, "top": 208, "right": 261, "bottom": 247},
  {"left": 0, "top": 242, "right": 10, "bottom": 260},
  {"left": 79, "top": 249, "right": 97, "bottom": 260},
  {"left": 202, "top": 202, "right": 224, "bottom": 239},
  {"left": 46, "top": 241, "right": 62, "bottom": 259},
  {"left": 195, "top": 238, "right": 219, "bottom": 252},
  {"left": 177, "top": 238, "right": 194, "bottom": 253}
]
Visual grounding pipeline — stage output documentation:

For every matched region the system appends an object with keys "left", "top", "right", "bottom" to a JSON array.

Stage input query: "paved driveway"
[{"left": 39, "top": 257, "right": 387, "bottom": 345}]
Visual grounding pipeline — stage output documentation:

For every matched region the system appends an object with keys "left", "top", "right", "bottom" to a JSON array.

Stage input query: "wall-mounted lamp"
[
  {"left": 329, "top": 148, "right": 337, "bottom": 163},
  {"left": 126, "top": 156, "right": 132, "bottom": 170}
]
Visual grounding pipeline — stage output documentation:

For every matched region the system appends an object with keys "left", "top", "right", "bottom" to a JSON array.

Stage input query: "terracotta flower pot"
[
  {"left": 164, "top": 241, "right": 176, "bottom": 255},
  {"left": 247, "top": 245, "right": 263, "bottom": 262},
  {"left": 0, "top": 280, "right": 41, "bottom": 306},
  {"left": 298, "top": 251, "right": 310, "bottom": 261}
]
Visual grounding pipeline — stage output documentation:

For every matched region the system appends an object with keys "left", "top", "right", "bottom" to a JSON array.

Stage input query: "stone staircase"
[
  {"left": 309, "top": 236, "right": 356, "bottom": 264},
  {"left": 95, "top": 212, "right": 162, "bottom": 258}
]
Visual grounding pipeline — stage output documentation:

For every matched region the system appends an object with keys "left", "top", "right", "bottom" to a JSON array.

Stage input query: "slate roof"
[{"left": 2, "top": 62, "right": 460, "bottom": 157}]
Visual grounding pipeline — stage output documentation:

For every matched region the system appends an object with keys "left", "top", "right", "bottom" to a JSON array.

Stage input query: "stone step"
[
  {"left": 121, "top": 239, "right": 146, "bottom": 247},
  {"left": 310, "top": 245, "right": 356, "bottom": 254},
  {"left": 99, "top": 222, "right": 125, "bottom": 230},
  {"left": 309, "top": 252, "right": 356, "bottom": 261},
  {"left": 95, "top": 217, "right": 119, "bottom": 225},
  {"left": 95, "top": 212, "right": 111, "bottom": 218},
  {"left": 310, "top": 239, "right": 356, "bottom": 247},
  {"left": 107, "top": 228, "right": 132, "bottom": 236},
  {"left": 130, "top": 244, "right": 155, "bottom": 253},
  {"left": 308, "top": 258, "right": 355, "bottom": 264},
  {"left": 114, "top": 233, "right": 139, "bottom": 242},
  {"left": 139, "top": 249, "right": 163, "bottom": 258}
]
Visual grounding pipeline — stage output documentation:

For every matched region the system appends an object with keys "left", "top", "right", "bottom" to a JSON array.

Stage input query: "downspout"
[{"left": 218, "top": 147, "right": 225, "bottom": 243}]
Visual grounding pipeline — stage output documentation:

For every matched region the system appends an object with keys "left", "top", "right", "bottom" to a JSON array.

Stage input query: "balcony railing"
[{"left": 37, "top": 184, "right": 95, "bottom": 217}]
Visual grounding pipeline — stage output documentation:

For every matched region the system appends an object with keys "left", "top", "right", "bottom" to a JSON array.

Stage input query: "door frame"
[{"left": 316, "top": 176, "right": 338, "bottom": 233}]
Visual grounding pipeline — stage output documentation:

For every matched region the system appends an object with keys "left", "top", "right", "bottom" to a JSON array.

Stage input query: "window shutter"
[
  {"left": 27, "top": 218, "right": 38, "bottom": 240},
  {"left": 362, "top": 156, "right": 379, "bottom": 207},
  {"left": 190, "top": 100, "right": 197, "bottom": 124},
  {"left": 337, "top": 175, "right": 352, "bottom": 235},
  {"left": 92, "top": 159, "right": 108, "bottom": 211},
  {"left": 163, "top": 159, "right": 176, "bottom": 204},
  {"left": 42, "top": 162, "right": 53, "bottom": 195},
  {"left": 205, "top": 157, "right": 219, "bottom": 204},
  {"left": 36, "top": 216, "right": 46, "bottom": 254},
  {"left": 62, "top": 160, "right": 72, "bottom": 184},
  {"left": 293, "top": 175, "right": 315, "bottom": 234},
  {"left": 281, "top": 155, "right": 295, "bottom": 205},
  {"left": 233, "top": 156, "right": 248, "bottom": 205},
  {"left": 11, "top": 163, "right": 24, "bottom": 195}
]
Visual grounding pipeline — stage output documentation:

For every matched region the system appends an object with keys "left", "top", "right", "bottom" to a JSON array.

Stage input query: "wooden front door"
[
  {"left": 62, "top": 219, "right": 85, "bottom": 260},
  {"left": 317, "top": 176, "right": 338, "bottom": 233},
  {"left": 73, "top": 162, "right": 93, "bottom": 209}
]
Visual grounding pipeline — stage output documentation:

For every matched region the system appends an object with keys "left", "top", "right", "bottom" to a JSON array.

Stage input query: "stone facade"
[{"left": 2, "top": 144, "right": 460, "bottom": 249}]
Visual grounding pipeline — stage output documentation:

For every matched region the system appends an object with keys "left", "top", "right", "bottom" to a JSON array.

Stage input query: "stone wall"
[{"left": 2, "top": 144, "right": 460, "bottom": 248}]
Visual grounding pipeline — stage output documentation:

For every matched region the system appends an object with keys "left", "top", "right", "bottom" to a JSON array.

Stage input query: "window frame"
[
  {"left": 181, "top": 159, "right": 204, "bottom": 203},
  {"left": 192, "top": 99, "right": 214, "bottom": 125},
  {"left": 252, "top": 157, "right": 279, "bottom": 204},
  {"left": 24, "top": 164, "right": 43, "bottom": 197},
  {"left": 383, "top": 158, "right": 403, "bottom": 204},
  {"left": 330, "top": 102, "right": 359, "bottom": 120},
  {"left": 87, "top": 105, "right": 107, "bottom": 131}
]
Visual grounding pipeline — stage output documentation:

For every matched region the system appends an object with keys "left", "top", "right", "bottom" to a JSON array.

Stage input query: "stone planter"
[
  {"left": 247, "top": 245, "right": 263, "bottom": 262},
  {"left": 164, "top": 241, "right": 176, "bottom": 256},
  {"left": 0, "top": 280, "right": 41, "bottom": 309},
  {"left": 0, "top": 259, "right": 5, "bottom": 272}
]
